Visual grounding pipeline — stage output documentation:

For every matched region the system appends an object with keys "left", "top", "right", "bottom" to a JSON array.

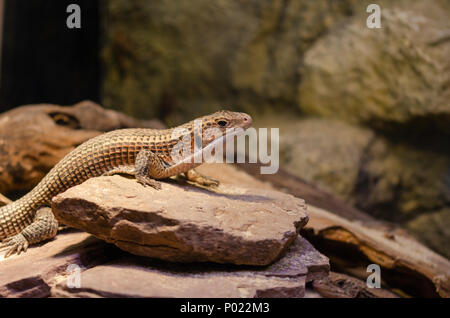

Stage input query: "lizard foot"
[
  {"left": 0, "top": 233, "right": 29, "bottom": 258},
  {"left": 136, "top": 175, "right": 162, "bottom": 190},
  {"left": 183, "top": 170, "right": 220, "bottom": 188},
  {"left": 192, "top": 175, "right": 220, "bottom": 188}
]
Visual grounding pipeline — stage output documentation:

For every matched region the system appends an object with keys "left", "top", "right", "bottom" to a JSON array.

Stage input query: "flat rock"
[
  {"left": 52, "top": 175, "right": 309, "bottom": 266},
  {"left": 0, "top": 231, "right": 116, "bottom": 297},
  {"left": 52, "top": 237, "right": 328, "bottom": 298},
  {"left": 0, "top": 230, "right": 328, "bottom": 298}
]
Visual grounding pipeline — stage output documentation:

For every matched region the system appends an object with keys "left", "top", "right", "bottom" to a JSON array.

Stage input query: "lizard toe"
[{"left": 1, "top": 233, "right": 28, "bottom": 258}]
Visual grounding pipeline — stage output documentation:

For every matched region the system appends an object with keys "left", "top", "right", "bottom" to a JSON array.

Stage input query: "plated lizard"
[{"left": 0, "top": 110, "right": 252, "bottom": 257}]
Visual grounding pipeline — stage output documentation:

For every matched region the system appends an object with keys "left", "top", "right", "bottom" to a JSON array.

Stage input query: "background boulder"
[
  {"left": 101, "top": 0, "right": 356, "bottom": 123},
  {"left": 299, "top": 3, "right": 450, "bottom": 134}
]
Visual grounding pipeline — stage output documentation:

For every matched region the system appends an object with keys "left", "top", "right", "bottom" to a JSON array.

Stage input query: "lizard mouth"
[{"left": 175, "top": 126, "right": 249, "bottom": 166}]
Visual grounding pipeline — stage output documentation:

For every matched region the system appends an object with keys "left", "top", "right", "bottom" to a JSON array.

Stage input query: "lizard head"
[
  {"left": 170, "top": 110, "right": 252, "bottom": 165},
  {"left": 198, "top": 110, "right": 253, "bottom": 147}
]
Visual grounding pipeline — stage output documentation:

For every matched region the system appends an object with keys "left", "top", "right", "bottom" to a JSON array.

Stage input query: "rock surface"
[
  {"left": 353, "top": 138, "right": 450, "bottom": 220},
  {"left": 0, "top": 231, "right": 116, "bottom": 297},
  {"left": 279, "top": 118, "right": 375, "bottom": 202},
  {"left": 407, "top": 209, "right": 450, "bottom": 260},
  {"left": 299, "top": 3, "right": 450, "bottom": 134},
  {"left": 101, "top": 0, "right": 355, "bottom": 122},
  {"left": 0, "top": 101, "right": 164, "bottom": 197},
  {"left": 52, "top": 175, "right": 309, "bottom": 265},
  {"left": 0, "top": 230, "right": 328, "bottom": 298},
  {"left": 52, "top": 236, "right": 328, "bottom": 298}
]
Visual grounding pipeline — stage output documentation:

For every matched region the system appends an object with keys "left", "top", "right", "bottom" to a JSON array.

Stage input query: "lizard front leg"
[
  {"left": 134, "top": 149, "right": 168, "bottom": 190},
  {"left": 134, "top": 150, "right": 219, "bottom": 190},
  {"left": 0, "top": 207, "right": 58, "bottom": 257}
]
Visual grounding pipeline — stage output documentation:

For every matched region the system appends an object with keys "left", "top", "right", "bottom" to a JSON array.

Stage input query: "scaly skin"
[{"left": 0, "top": 110, "right": 252, "bottom": 257}]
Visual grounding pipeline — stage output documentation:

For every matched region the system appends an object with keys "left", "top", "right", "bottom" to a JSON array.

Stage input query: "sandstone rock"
[
  {"left": 262, "top": 235, "right": 329, "bottom": 283},
  {"left": 52, "top": 237, "right": 328, "bottom": 298},
  {"left": 0, "top": 221, "right": 328, "bottom": 298},
  {"left": 52, "top": 175, "right": 309, "bottom": 265},
  {"left": 299, "top": 3, "right": 450, "bottom": 134},
  {"left": 54, "top": 262, "right": 306, "bottom": 298},
  {"left": 0, "top": 101, "right": 164, "bottom": 197},
  {"left": 0, "top": 231, "right": 116, "bottom": 297}
]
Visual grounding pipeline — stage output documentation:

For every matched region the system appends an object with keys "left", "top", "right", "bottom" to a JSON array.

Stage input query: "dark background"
[{"left": 0, "top": 0, "right": 100, "bottom": 111}]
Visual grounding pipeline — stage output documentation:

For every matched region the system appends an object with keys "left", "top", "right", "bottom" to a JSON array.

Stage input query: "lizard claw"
[{"left": 0, "top": 233, "right": 29, "bottom": 258}]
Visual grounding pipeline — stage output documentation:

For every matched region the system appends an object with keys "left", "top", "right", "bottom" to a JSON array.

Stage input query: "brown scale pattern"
[
  {"left": 0, "top": 128, "right": 188, "bottom": 239},
  {"left": 0, "top": 110, "right": 252, "bottom": 243}
]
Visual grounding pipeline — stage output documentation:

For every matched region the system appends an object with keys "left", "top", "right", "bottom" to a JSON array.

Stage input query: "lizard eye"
[{"left": 217, "top": 120, "right": 227, "bottom": 127}]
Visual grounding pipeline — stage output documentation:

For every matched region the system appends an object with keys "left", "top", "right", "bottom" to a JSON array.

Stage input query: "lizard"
[{"left": 0, "top": 110, "right": 252, "bottom": 257}]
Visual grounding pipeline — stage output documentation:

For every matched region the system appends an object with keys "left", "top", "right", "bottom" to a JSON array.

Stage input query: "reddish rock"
[
  {"left": 262, "top": 236, "right": 329, "bottom": 283},
  {"left": 53, "top": 261, "right": 306, "bottom": 298},
  {"left": 0, "top": 231, "right": 116, "bottom": 297},
  {"left": 52, "top": 237, "right": 328, "bottom": 298},
  {"left": 0, "top": 229, "right": 328, "bottom": 298},
  {"left": 52, "top": 175, "right": 309, "bottom": 266}
]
